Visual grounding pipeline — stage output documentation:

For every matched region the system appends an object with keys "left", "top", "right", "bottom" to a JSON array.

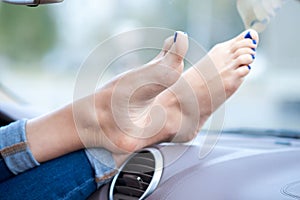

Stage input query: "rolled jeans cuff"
[
  {"left": 0, "top": 119, "right": 40, "bottom": 174},
  {"left": 85, "top": 148, "right": 117, "bottom": 188}
]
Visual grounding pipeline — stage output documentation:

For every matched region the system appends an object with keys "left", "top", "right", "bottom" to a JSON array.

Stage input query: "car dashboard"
[{"left": 90, "top": 130, "right": 300, "bottom": 200}]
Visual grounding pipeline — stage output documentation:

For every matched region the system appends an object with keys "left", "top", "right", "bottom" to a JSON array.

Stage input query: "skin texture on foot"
[
  {"left": 113, "top": 29, "right": 259, "bottom": 165},
  {"left": 26, "top": 31, "right": 189, "bottom": 162},
  {"left": 78, "top": 31, "right": 190, "bottom": 153},
  {"left": 26, "top": 30, "right": 259, "bottom": 166},
  {"left": 158, "top": 29, "right": 259, "bottom": 143}
]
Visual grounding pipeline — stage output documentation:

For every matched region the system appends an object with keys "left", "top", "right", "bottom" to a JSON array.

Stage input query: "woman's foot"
[
  {"left": 73, "top": 31, "right": 189, "bottom": 153},
  {"left": 97, "top": 29, "right": 259, "bottom": 154},
  {"left": 157, "top": 29, "right": 259, "bottom": 143},
  {"left": 26, "top": 31, "right": 189, "bottom": 163},
  {"left": 26, "top": 29, "right": 258, "bottom": 165},
  {"left": 109, "top": 29, "right": 258, "bottom": 166}
]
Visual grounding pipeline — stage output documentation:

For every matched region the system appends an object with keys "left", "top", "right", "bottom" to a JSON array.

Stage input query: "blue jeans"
[
  {"left": 0, "top": 150, "right": 97, "bottom": 200},
  {"left": 0, "top": 120, "right": 116, "bottom": 199}
]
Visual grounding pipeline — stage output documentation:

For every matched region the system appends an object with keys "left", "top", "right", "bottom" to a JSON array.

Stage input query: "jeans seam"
[
  {"left": 61, "top": 178, "right": 95, "bottom": 200},
  {"left": 0, "top": 142, "right": 28, "bottom": 157},
  {"left": 95, "top": 169, "right": 118, "bottom": 183}
]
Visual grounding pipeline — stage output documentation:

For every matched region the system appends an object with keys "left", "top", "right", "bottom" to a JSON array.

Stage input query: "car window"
[{"left": 0, "top": 0, "right": 299, "bottom": 130}]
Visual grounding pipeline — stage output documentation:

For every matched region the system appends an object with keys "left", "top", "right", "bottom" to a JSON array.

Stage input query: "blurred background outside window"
[{"left": 0, "top": 0, "right": 299, "bottom": 130}]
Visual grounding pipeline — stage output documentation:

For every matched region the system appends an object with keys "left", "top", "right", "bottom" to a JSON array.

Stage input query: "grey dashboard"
[{"left": 90, "top": 131, "right": 300, "bottom": 200}]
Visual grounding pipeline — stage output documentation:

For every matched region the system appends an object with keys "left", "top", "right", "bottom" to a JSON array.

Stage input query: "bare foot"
[
  {"left": 26, "top": 31, "right": 189, "bottom": 163},
  {"left": 80, "top": 29, "right": 259, "bottom": 167},
  {"left": 26, "top": 30, "right": 258, "bottom": 165},
  {"left": 157, "top": 29, "right": 259, "bottom": 143},
  {"left": 74, "top": 31, "right": 189, "bottom": 153}
]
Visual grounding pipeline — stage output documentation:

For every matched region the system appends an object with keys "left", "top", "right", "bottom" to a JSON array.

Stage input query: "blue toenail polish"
[
  {"left": 244, "top": 31, "right": 252, "bottom": 39},
  {"left": 253, "top": 40, "right": 257, "bottom": 45},
  {"left": 252, "top": 48, "right": 256, "bottom": 52},
  {"left": 252, "top": 54, "right": 255, "bottom": 59},
  {"left": 174, "top": 32, "right": 178, "bottom": 43},
  {"left": 248, "top": 65, "right": 251, "bottom": 70}
]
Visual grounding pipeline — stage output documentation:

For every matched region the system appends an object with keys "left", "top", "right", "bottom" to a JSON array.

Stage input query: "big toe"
[
  {"left": 162, "top": 31, "right": 189, "bottom": 73},
  {"left": 139, "top": 31, "right": 189, "bottom": 99},
  {"left": 238, "top": 29, "right": 259, "bottom": 44}
]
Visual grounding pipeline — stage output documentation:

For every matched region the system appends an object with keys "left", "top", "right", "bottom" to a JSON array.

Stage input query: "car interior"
[{"left": 1, "top": 0, "right": 300, "bottom": 199}]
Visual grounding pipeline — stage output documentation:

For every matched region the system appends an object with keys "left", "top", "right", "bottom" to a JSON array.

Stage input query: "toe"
[
  {"left": 233, "top": 47, "right": 256, "bottom": 60},
  {"left": 234, "top": 54, "right": 253, "bottom": 67},
  {"left": 120, "top": 31, "right": 189, "bottom": 102},
  {"left": 162, "top": 31, "right": 189, "bottom": 72},
  {"left": 245, "top": 29, "right": 259, "bottom": 44},
  {"left": 236, "top": 65, "right": 251, "bottom": 77},
  {"left": 236, "top": 29, "right": 259, "bottom": 44},
  {"left": 231, "top": 39, "right": 257, "bottom": 54},
  {"left": 231, "top": 29, "right": 259, "bottom": 52},
  {"left": 154, "top": 36, "right": 174, "bottom": 60}
]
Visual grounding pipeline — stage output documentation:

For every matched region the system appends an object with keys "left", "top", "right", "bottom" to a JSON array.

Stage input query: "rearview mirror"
[{"left": 2, "top": 0, "right": 63, "bottom": 6}]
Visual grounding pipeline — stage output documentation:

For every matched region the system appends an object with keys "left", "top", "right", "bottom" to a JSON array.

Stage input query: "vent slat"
[
  {"left": 119, "top": 171, "right": 152, "bottom": 182},
  {"left": 123, "top": 174, "right": 149, "bottom": 187},
  {"left": 123, "top": 163, "right": 154, "bottom": 174},
  {"left": 130, "top": 156, "right": 154, "bottom": 166},
  {"left": 117, "top": 174, "right": 149, "bottom": 190},
  {"left": 134, "top": 152, "right": 155, "bottom": 160},
  {"left": 115, "top": 186, "right": 144, "bottom": 197}
]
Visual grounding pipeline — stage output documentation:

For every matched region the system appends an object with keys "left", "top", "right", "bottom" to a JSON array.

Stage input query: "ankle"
[{"left": 156, "top": 91, "right": 182, "bottom": 140}]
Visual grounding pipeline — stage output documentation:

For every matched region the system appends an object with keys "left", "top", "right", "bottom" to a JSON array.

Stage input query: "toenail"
[
  {"left": 244, "top": 31, "right": 252, "bottom": 39},
  {"left": 252, "top": 48, "right": 256, "bottom": 52},
  {"left": 252, "top": 40, "right": 257, "bottom": 45},
  {"left": 248, "top": 65, "right": 251, "bottom": 70},
  {"left": 252, "top": 54, "right": 255, "bottom": 59},
  {"left": 174, "top": 32, "right": 178, "bottom": 43}
]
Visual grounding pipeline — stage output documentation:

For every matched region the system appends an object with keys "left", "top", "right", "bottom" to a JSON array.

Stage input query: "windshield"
[{"left": 0, "top": 0, "right": 299, "bottom": 131}]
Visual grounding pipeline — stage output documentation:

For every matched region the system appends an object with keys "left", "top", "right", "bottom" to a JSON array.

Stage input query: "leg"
[
  {"left": 26, "top": 31, "right": 189, "bottom": 162},
  {"left": 0, "top": 150, "right": 97, "bottom": 200},
  {"left": 0, "top": 155, "right": 14, "bottom": 183}
]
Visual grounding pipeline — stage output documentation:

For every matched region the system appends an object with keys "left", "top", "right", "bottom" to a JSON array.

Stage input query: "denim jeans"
[
  {"left": 0, "top": 120, "right": 39, "bottom": 174},
  {"left": 0, "top": 120, "right": 117, "bottom": 199},
  {"left": 0, "top": 150, "right": 97, "bottom": 200}
]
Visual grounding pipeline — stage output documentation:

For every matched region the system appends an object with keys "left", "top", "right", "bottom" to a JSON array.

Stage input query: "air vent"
[{"left": 109, "top": 148, "right": 163, "bottom": 200}]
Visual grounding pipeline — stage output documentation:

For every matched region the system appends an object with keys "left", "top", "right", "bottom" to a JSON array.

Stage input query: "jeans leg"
[
  {"left": 0, "top": 155, "right": 14, "bottom": 183},
  {"left": 0, "top": 120, "right": 40, "bottom": 175},
  {"left": 0, "top": 150, "right": 97, "bottom": 200}
]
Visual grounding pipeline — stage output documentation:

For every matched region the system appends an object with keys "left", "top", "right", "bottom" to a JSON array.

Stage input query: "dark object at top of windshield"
[{"left": 2, "top": 0, "right": 63, "bottom": 7}]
